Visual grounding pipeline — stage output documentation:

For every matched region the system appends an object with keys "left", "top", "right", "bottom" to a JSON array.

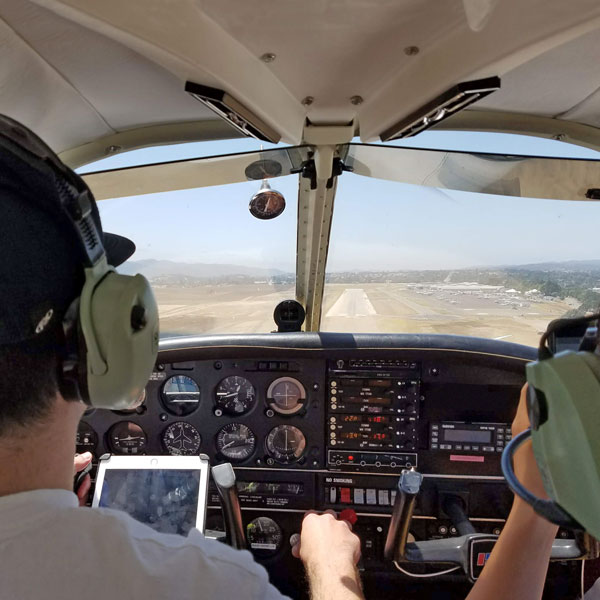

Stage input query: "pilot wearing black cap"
[
  {"left": 0, "top": 150, "right": 134, "bottom": 342},
  {"left": 0, "top": 115, "right": 363, "bottom": 600}
]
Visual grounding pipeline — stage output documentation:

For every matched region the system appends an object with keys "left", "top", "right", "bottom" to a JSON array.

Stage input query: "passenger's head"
[{"left": 0, "top": 115, "right": 135, "bottom": 437}]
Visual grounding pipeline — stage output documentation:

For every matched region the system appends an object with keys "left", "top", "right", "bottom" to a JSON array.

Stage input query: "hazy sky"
[{"left": 81, "top": 132, "right": 600, "bottom": 273}]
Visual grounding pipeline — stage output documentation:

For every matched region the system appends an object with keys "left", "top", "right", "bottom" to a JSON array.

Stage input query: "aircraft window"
[
  {"left": 322, "top": 143, "right": 600, "bottom": 346},
  {"left": 382, "top": 130, "right": 600, "bottom": 159},
  {"left": 77, "top": 138, "right": 284, "bottom": 173},
  {"left": 97, "top": 175, "right": 297, "bottom": 338}
]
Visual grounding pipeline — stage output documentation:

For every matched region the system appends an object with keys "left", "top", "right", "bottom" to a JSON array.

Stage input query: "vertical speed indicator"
[{"left": 216, "top": 423, "right": 256, "bottom": 461}]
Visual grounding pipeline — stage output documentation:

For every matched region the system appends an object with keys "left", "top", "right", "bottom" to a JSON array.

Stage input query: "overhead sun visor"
[
  {"left": 345, "top": 144, "right": 600, "bottom": 202},
  {"left": 83, "top": 143, "right": 599, "bottom": 204},
  {"left": 83, "top": 147, "right": 310, "bottom": 200}
]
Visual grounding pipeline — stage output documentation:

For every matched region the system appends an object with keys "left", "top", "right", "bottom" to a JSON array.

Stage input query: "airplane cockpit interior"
[{"left": 3, "top": 0, "right": 600, "bottom": 598}]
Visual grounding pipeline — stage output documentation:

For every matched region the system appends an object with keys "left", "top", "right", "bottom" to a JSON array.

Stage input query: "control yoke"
[
  {"left": 211, "top": 463, "right": 247, "bottom": 550},
  {"left": 384, "top": 469, "right": 422, "bottom": 562},
  {"left": 385, "top": 468, "right": 587, "bottom": 582}
]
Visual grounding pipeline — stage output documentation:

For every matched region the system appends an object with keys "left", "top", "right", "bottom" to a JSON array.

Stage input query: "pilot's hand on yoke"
[
  {"left": 465, "top": 384, "right": 558, "bottom": 600},
  {"left": 74, "top": 452, "right": 93, "bottom": 506}
]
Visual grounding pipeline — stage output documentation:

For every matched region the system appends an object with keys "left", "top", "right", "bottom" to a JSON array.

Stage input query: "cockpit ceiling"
[
  {"left": 0, "top": 0, "right": 238, "bottom": 159},
  {"left": 2, "top": 0, "right": 600, "bottom": 164}
]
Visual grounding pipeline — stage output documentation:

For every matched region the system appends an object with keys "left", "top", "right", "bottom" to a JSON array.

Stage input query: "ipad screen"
[{"left": 98, "top": 469, "right": 201, "bottom": 535}]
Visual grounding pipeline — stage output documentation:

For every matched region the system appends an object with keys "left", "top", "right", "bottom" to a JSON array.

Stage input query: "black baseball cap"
[{"left": 0, "top": 114, "right": 136, "bottom": 345}]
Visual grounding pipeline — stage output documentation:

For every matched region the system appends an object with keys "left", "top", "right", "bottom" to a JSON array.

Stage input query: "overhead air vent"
[
  {"left": 380, "top": 76, "right": 501, "bottom": 141},
  {"left": 185, "top": 81, "right": 281, "bottom": 143}
]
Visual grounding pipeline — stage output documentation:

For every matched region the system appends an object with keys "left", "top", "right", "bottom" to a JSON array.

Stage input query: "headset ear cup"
[
  {"left": 59, "top": 297, "right": 90, "bottom": 404},
  {"left": 83, "top": 272, "right": 158, "bottom": 409}
]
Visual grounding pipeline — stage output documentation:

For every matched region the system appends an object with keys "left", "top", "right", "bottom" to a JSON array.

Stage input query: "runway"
[
  {"left": 152, "top": 282, "right": 571, "bottom": 346},
  {"left": 326, "top": 288, "right": 377, "bottom": 318}
]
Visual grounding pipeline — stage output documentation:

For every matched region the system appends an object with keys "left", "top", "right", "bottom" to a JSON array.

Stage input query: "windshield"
[
  {"left": 322, "top": 144, "right": 600, "bottom": 346},
  {"left": 92, "top": 147, "right": 311, "bottom": 337},
  {"left": 88, "top": 136, "right": 600, "bottom": 344}
]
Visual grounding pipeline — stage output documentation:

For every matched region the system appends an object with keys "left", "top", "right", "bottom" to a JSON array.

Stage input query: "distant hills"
[
  {"left": 508, "top": 260, "right": 600, "bottom": 272},
  {"left": 119, "top": 259, "right": 290, "bottom": 280},
  {"left": 118, "top": 258, "right": 600, "bottom": 284}
]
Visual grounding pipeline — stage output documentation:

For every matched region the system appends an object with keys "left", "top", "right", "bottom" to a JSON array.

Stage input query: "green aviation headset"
[
  {"left": 0, "top": 115, "right": 159, "bottom": 410},
  {"left": 502, "top": 314, "right": 600, "bottom": 539}
]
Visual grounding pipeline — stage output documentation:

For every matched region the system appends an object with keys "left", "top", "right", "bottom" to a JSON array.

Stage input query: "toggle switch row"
[{"left": 326, "top": 485, "right": 398, "bottom": 507}]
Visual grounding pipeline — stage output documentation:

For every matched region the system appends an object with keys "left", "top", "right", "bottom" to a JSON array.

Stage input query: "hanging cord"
[{"left": 393, "top": 562, "right": 461, "bottom": 578}]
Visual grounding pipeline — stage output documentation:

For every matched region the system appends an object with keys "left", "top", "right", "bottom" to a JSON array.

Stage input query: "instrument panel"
[
  {"left": 80, "top": 357, "right": 323, "bottom": 467},
  {"left": 79, "top": 351, "right": 519, "bottom": 474},
  {"left": 76, "top": 333, "right": 580, "bottom": 599}
]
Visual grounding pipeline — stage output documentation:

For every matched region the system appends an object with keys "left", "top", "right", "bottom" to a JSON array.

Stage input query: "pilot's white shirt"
[
  {"left": 586, "top": 578, "right": 600, "bottom": 599},
  {"left": 0, "top": 489, "right": 290, "bottom": 600}
]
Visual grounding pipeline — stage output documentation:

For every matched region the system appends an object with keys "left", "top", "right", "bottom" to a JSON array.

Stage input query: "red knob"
[{"left": 339, "top": 508, "right": 358, "bottom": 525}]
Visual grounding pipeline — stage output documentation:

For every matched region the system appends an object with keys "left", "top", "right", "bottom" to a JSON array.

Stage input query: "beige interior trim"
[
  {"left": 60, "top": 120, "right": 242, "bottom": 168},
  {"left": 433, "top": 110, "right": 600, "bottom": 151},
  {"left": 295, "top": 165, "right": 337, "bottom": 331}
]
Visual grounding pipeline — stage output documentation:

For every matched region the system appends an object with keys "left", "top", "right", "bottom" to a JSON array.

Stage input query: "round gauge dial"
[
  {"left": 266, "top": 425, "right": 306, "bottom": 463},
  {"left": 249, "top": 180, "right": 285, "bottom": 220},
  {"left": 215, "top": 376, "right": 256, "bottom": 415},
  {"left": 76, "top": 421, "right": 98, "bottom": 454},
  {"left": 108, "top": 421, "right": 147, "bottom": 455},
  {"left": 161, "top": 376, "right": 201, "bottom": 416},
  {"left": 267, "top": 377, "right": 306, "bottom": 415},
  {"left": 216, "top": 423, "right": 256, "bottom": 461},
  {"left": 162, "top": 422, "right": 201, "bottom": 456},
  {"left": 247, "top": 517, "right": 283, "bottom": 554},
  {"left": 244, "top": 159, "right": 283, "bottom": 180}
]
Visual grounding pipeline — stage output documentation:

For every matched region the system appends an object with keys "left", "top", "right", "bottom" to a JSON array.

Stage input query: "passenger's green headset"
[
  {"left": 0, "top": 114, "right": 159, "bottom": 410},
  {"left": 502, "top": 314, "right": 600, "bottom": 539}
]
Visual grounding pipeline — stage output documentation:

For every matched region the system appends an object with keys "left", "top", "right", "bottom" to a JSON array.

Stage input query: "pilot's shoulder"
[
  {"left": 585, "top": 578, "right": 600, "bottom": 600},
  {"left": 73, "top": 506, "right": 289, "bottom": 599}
]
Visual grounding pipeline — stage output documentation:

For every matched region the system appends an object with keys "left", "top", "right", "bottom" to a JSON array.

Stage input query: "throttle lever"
[
  {"left": 384, "top": 468, "right": 423, "bottom": 562},
  {"left": 211, "top": 463, "right": 246, "bottom": 550}
]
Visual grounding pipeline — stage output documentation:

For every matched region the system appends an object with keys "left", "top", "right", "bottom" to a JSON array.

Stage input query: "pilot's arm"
[
  {"left": 293, "top": 510, "right": 364, "bottom": 600},
  {"left": 465, "top": 384, "right": 558, "bottom": 600}
]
